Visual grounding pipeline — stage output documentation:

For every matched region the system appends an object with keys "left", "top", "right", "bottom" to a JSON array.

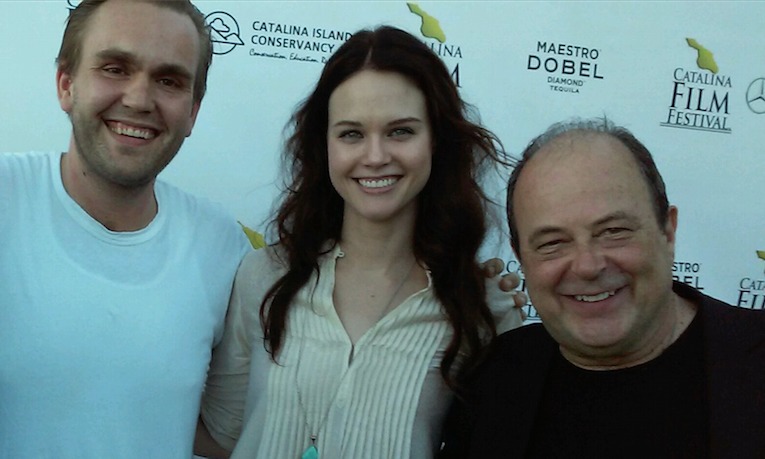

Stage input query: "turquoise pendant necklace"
[
  {"left": 301, "top": 436, "right": 319, "bottom": 459},
  {"left": 295, "top": 251, "right": 417, "bottom": 459}
]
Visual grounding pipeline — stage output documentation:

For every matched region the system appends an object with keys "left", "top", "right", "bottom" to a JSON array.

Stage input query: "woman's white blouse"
[{"left": 201, "top": 246, "right": 522, "bottom": 458}]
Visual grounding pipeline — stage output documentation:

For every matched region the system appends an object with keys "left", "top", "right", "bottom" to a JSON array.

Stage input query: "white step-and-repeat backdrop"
[{"left": 2, "top": 1, "right": 763, "bottom": 320}]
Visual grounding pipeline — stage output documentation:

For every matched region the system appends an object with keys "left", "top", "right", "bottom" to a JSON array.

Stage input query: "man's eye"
[
  {"left": 158, "top": 78, "right": 179, "bottom": 88},
  {"left": 101, "top": 66, "right": 125, "bottom": 75},
  {"left": 601, "top": 227, "right": 630, "bottom": 238},
  {"left": 537, "top": 240, "right": 563, "bottom": 253}
]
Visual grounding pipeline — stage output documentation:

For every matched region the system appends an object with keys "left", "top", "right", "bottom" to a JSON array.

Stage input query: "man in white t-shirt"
[{"left": 0, "top": 1, "right": 251, "bottom": 457}]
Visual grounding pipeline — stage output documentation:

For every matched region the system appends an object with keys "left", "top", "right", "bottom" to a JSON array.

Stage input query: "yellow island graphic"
[
  {"left": 238, "top": 222, "right": 266, "bottom": 249},
  {"left": 686, "top": 38, "right": 719, "bottom": 74},
  {"left": 407, "top": 3, "right": 446, "bottom": 43},
  {"left": 757, "top": 250, "right": 765, "bottom": 261}
]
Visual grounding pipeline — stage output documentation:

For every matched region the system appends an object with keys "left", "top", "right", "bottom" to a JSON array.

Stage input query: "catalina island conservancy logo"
[
  {"left": 407, "top": 3, "right": 463, "bottom": 86},
  {"left": 205, "top": 11, "right": 245, "bottom": 55},
  {"left": 526, "top": 40, "right": 604, "bottom": 94},
  {"left": 661, "top": 38, "right": 732, "bottom": 134},
  {"left": 204, "top": 8, "right": 351, "bottom": 64}
]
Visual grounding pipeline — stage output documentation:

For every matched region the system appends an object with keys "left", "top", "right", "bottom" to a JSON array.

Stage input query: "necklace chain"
[
  {"left": 294, "top": 257, "right": 417, "bottom": 456},
  {"left": 375, "top": 259, "right": 417, "bottom": 323}
]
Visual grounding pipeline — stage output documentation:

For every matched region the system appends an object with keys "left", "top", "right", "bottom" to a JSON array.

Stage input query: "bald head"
[{"left": 506, "top": 119, "right": 668, "bottom": 260}]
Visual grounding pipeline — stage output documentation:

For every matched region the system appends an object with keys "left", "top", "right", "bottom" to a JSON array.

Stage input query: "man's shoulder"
[
  {"left": 675, "top": 282, "right": 765, "bottom": 352},
  {"left": 154, "top": 179, "right": 239, "bottom": 227},
  {"left": 462, "top": 323, "right": 555, "bottom": 405},
  {"left": 494, "top": 322, "right": 554, "bottom": 351},
  {"left": 677, "top": 282, "right": 765, "bottom": 327},
  {"left": 700, "top": 293, "right": 765, "bottom": 336},
  {"left": 0, "top": 152, "right": 57, "bottom": 200},
  {"left": 0, "top": 151, "right": 55, "bottom": 172},
  {"left": 478, "top": 323, "right": 554, "bottom": 375},
  {"left": 0, "top": 151, "right": 53, "bottom": 159},
  {"left": 155, "top": 179, "right": 220, "bottom": 212},
  {"left": 704, "top": 296, "right": 765, "bottom": 319},
  {"left": 154, "top": 179, "right": 250, "bottom": 255}
]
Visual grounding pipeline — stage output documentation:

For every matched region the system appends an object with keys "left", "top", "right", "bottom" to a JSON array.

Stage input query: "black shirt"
[{"left": 527, "top": 313, "right": 709, "bottom": 459}]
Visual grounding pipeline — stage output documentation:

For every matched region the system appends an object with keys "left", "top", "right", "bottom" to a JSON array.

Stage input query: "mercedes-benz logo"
[{"left": 746, "top": 78, "right": 765, "bottom": 114}]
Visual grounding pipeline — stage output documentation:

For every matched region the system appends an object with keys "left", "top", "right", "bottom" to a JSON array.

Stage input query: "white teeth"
[
  {"left": 358, "top": 177, "right": 397, "bottom": 188},
  {"left": 111, "top": 124, "right": 154, "bottom": 139},
  {"left": 575, "top": 290, "right": 616, "bottom": 302}
]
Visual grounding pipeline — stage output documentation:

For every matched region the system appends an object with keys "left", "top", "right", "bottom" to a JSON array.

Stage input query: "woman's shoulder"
[
  {"left": 242, "top": 245, "right": 287, "bottom": 269},
  {"left": 235, "top": 246, "right": 288, "bottom": 292}
]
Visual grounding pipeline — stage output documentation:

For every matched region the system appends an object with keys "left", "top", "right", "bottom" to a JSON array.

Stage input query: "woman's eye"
[
  {"left": 336, "top": 130, "right": 364, "bottom": 142},
  {"left": 390, "top": 127, "right": 414, "bottom": 137}
]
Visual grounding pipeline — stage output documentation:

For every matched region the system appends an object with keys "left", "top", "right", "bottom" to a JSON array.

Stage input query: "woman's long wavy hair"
[{"left": 261, "top": 25, "right": 510, "bottom": 387}]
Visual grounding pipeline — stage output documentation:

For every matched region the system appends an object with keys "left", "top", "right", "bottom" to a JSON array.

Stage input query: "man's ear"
[
  {"left": 664, "top": 205, "right": 679, "bottom": 247},
  {"left": 57, "top": 68, "right": 74, "bottom": 113}
]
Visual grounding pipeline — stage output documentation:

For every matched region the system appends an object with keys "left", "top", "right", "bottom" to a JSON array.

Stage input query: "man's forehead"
[
  {"left": 514, "top": 131, "right": 649, "bottom": 215},
  {"left": 525, "top": 132, "right": 636, "bottom": 177},
  {"left": 81, "top": 1, "right": 199, "bottom": 69},
  {"left": 539, "top": 131, "right": 619, "bottom": 158}
]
